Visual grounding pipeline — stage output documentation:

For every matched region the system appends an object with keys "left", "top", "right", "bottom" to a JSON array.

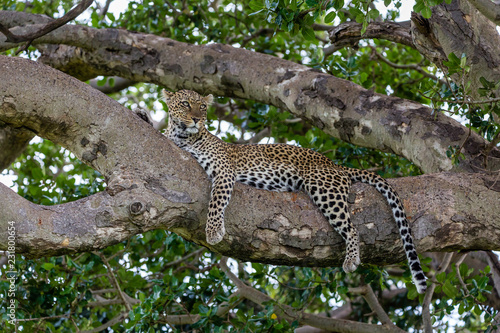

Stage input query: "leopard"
[{"left": 162, "top": 89, "right": 427, "bottom": 294}]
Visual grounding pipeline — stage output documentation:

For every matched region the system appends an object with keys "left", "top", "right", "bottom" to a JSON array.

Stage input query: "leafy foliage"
[{"left": 1, "top": 0, "right": 499, "bottom": 332}]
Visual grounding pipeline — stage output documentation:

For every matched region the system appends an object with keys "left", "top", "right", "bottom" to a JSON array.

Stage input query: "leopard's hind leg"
[{"left": 304, "top": 174, "right": 361, "bottom": 273}]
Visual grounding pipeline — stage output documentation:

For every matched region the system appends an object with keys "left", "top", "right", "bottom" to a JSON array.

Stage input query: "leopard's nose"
[{"left": 192, "top": 118, "right": 200, "bottom": 124}]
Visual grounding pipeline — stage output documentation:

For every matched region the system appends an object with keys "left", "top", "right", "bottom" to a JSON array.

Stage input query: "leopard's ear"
[
  {"left": 204, "top": 94, "right": 214, "bottom": 105},
  {"left": 162, "top": 89, "right": 175, "bottom": 103}
]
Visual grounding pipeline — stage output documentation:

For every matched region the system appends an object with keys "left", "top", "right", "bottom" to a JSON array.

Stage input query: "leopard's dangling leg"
[{"left": 206, "top": 168, "right": 236, "bottom": 245}]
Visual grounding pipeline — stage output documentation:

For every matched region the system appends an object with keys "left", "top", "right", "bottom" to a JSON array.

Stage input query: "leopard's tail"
[{"left": 344, "top": 167, "right": 427, "bottom": 294}]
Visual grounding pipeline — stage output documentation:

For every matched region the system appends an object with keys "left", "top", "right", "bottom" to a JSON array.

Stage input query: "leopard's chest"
[{"left": 190, "top": 151, "right": 219, "bottom": 179}]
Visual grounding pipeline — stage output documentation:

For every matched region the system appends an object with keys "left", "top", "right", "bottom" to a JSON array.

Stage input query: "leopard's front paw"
[{"left": 206, "top": 224, "right": 225, "bottom": 245}]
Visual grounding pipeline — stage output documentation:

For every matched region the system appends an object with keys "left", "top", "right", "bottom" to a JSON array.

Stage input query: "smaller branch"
[
  {"left": 235, "top": 127, "right": 270, "bottom": 144},
  {"left": 97, "top": 0, "right": 113, "bottom": 18},
  {"left": 0, "top": 0, "right": 93, "bottom": 44},
  {"left": 454, "top": 253, "right": 500, "bottom": 327},
  {"left": 94, "top": 251, "right": 133, "bottom": 312},
  {"left": 419, "top": 92, "right": 500, "bottom": 106},
  {"left": 80, "top": 312, "right": 128, "bottom": 333},
  {"left": 454, "top": 253, "right": 469, "bottom": 292},
  {"left": 91, "top": 288, "right": 116, "bottom": 294},
  {"left": 241, "top": 28, "right": 275, "bottom": 47},
  {"left": 349, "top": 285, "right": 395, "bottom": 327},
  {"left": 15, "top": 314, "right": 70, "bottom": 322},
  {"left": 326, "top": 21, "right": 413, "bottom": 56},
  {"left": 370, "top": 46, "right": 446, "bottom": 85},
  {"left": 86, "top": 294, "right": 140, "bottom": 307},
  {"left": 158, "top": 291, "right": 241, "bottom": 325},
  {"left": 312, "top": 23, "right": 333, "bottom": 31},
  {"left": 164, "top": 247, "right": 205, "bottom": 268},
  {"left": 422, "top": 252, "right": 454, "bottom": 333}
]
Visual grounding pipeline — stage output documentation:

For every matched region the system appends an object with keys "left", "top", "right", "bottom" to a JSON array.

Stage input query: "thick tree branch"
[
  {"left": 1, "top": 12, "right": 498, "bottom": 174},
  {"left": 1, "top": 57, "right": 499, "bottom": 268},
  {"left": 466, "top": 0, "right": 500, "bottom": 25},
  {"left": 426, "top": 0, "right": 500, "bottom": 98}
]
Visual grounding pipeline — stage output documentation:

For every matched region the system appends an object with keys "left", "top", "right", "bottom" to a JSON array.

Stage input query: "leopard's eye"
[
  {"left": 200, "top": 104, "right": 207, "bottom": 110},
  {"left": 181, "top": 101, "right": 190, "bottom": 107}
]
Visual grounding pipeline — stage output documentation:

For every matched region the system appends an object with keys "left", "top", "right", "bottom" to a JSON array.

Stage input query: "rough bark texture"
[
  {"left": 1, "top": 10, "right": 498, "bottom": 175},
  {"left": 1, "top": 56, "right": 499, "bottom": 266},
  {"left": 429, "top": 0, "right": 500, "bottom": 96},
  {"left": 328, "top": 21, "right": 413, "bottom": 52}
]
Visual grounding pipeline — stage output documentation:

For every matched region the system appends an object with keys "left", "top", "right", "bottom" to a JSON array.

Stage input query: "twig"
[
  {"left": 349, "top": 285, "right": 396, "bottom": 327},
  {"left": 94, "top": 251, "right": 132, "bottom": 312},
  {"left": 425, "top": 94, "right": 500, "bottom": 106},
  {"left": 241, "top": 28, "right": 275, "bottom": 47},
  {"left": 454, "top": 253, "right": 500, "bottom": 327},
  {"left": 164, "top": 247, "right": 205, "bottom": 268},
  {"left": 422, "top": 252, "right": 454, "bottom": 333},
  {"left": 80, "top": 312, "right": 128, "bottom": 333},
  {"left": 15, "top": 314, "right": 70, "bottom": 322},
  {"left": 97, "top": 0, "right": 112, "bottom": 18},
  {"left": 157, "top": 291, "right": 242, "bottom": 325},
  {"left": 370, "top": 46, "right": 446, "bottom": 85},
  {"left": 0, "top": 0, "right": 93, "bottom": 53},
  {"left": 484, "top": 129, "right": 500, "bottom": 167}
]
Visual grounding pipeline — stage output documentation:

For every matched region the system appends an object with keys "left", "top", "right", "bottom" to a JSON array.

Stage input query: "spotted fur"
[{"left": 162, "top": 89, "right": 427, "bottom": 294}]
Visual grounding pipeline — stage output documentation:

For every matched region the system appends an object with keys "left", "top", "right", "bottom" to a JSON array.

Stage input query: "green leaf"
[
  {"left": 359, "top": 72, "right": 368, "bottom": 83},
  {"left": 301, "top": 26, "right": 316, "bottom": 41},
  {"left": 249, "top": 0, "right": 264, "bottom": 12},
  {"left": 368, "top": 8, "right": 380, "bottom": 20},
  {"left": 421, "top": 7, "right": 432, "bottom": 18},
  {"left": 106, "top": 12, "right": 115, "bottom": 22},
  {"left": 460, "top": 54, "right": 467, "bottom": 68},
  {"left": 436, "top": 271, "right": 446, "bottom": 283},
  {"left": 324, "top": 11, "right": 336, "bottom": 23},
  {"left": 442, "top": 280, "right": 459, "bottom": 298},
  {"left": 384, "top": 0, "right": 391, "bottom": 6},
  {"left": 448, "top": 52, "right": 460, "bottom": 64},
  {"left": 407, "top": 285, "right": 418, "bottom": 300},
  {"left": 42, "top": 263, "right": 55, "bottom": 270},
  {"left": 198, "top": 304, "right": 210, "bottom": 316}
]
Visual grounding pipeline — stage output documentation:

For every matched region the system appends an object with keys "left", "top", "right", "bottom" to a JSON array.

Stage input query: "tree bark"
[
  {"left": 1, "top": 56, "right": 499, "bottom": 267},
  {"left": 1, "top": 10, "right": 498, "bottom": 175}
]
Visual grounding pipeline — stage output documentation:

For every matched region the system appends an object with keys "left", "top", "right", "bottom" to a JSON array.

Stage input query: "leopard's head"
[{"left": 162, "top": 89, "right": 213, "bottom": 134}]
